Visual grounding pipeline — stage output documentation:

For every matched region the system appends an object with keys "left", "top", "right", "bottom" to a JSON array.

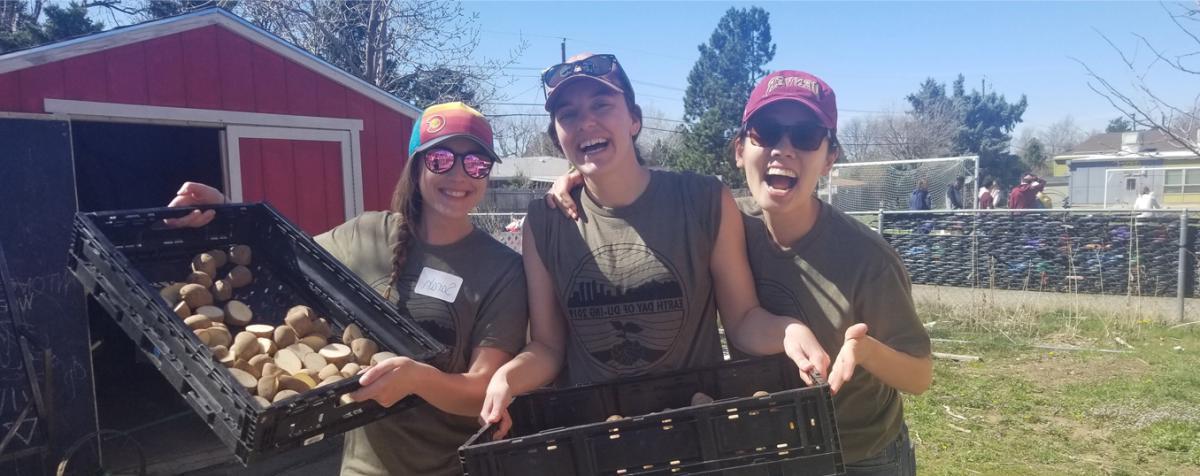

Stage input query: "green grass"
[{"left": 908, "top": 306, "right": 1200, "bottom": 475}]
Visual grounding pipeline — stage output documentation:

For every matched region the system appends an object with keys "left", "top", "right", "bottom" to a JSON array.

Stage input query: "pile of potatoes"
[{"left": 159, "top": 244, "right": 398, "bottom": 408}]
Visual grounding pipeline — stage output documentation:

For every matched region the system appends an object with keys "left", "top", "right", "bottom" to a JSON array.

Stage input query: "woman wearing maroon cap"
[
  {"left": 730, "top": 70, "right": 931, "bottom": 474},
  {"left": 166, "top": 102, "right": 528, "bottom": 476},
  {"left": 480, "top": 53, "right": 830, "bottom": 434}
]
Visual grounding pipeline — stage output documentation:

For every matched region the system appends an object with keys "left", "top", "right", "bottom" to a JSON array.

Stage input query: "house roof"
[
  {"left": 1062, "top": 130, "right": 1191, "bottom": 156},
  {"left": 0, "top": 8, "right": 421, "bottom": 119},
  {"left": 490, "top": 155, "right": 571, "bottom": 183}
]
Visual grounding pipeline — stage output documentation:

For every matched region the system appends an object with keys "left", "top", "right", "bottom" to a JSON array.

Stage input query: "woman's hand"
[
  {"left": 827, "top": 323, "right": 870, "bottom": 395},
  {"left": 349, "top": 356, "right": 427, "bottom": 408},
  {"left": 543, "top": 170, "right": 584, "bottom": 220},
  {"left": 164, "top": 182, "right": 225, "bottom": 228},
  {"left": 783, "top": 322, "right": 832, "bottom": 387},
  {"left": 480, "top": 373, "right": 515, "bottom": 439}
]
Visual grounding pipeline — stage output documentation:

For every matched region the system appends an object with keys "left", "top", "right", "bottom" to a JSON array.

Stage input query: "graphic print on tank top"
[
  {"left": 370, "top": 275, "right": 461, "bottom": 370},
  {"left": 566, "top": 243, "right": 687, "bottom": 373}
]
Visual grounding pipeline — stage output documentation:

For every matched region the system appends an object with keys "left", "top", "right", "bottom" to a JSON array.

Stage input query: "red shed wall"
[{"left": 0, "top": 25, "right": 412, "bottom": 219}]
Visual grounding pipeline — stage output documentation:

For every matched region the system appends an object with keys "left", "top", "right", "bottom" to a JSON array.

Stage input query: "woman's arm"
[
  {"left": 827, "top": 324, "right": 933, "bottom": 395},
  {"left": 480, "top": 223, "right": 568, "bottom": 423},
  {"left": 708, "top": 187, "right": 830, "bottom": 384},
  {"left": 350, "top": 346, "right": 514, "bottom": 416}
]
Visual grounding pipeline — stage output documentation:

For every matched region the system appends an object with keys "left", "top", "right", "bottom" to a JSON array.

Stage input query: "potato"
[
  {"left": 192, "top": 253, "right": 218, "bottom": 277},
  {"left": 248, "top": 354, "right": 273, "bottom": 378},
  {"left": 311, "top": 318, "right": 333, "bottom": 340},
  {"left": 184, "top": 314, "right": 212, "bottom": 330},
  {"left": 207, "top": 326, "right": 232, "bottom": 348},
  {"left": 279, "top": 375, "right": 312, "bottom": 393},
  {"left": 284, "top": 306, "right": 315, "bottom": 336},
  {"left": 261, "top": 362, "right": 283, "bottom": 380},
  {"left": 350, "top": 338, "right": 378, "bottom": 366},
  {"left": 194, "top": 328, "right": 214, "bottom": 346},
  {"left": 285, "top": 343, "right": 315, "bottom": 356},
  {"left": 253, "top": 395, "right": 271, "bottom": 409},
  {"left": 233, "top": 358, "right": 256, "bottom": 378},
  {"left": 211, "top": 345, "right": 232, "bottom": 363},
  {"left": 274, "top": 325, "right": 298, "bottom": 348},
  {"left": 274, "top": 349, "right": 303, "bottom": 375},
  {"left": 228, "top": 265, "right": 253, "bottom": 288},
  {"left": 691, "top": 392, "right": 714, "bottom": 406},
  {"left": 212, "top": 278, "right": 233, "bottom": 302},
  {"left": 160, "top": 283, "right": 186, "bottom": 306},
  {"left": 342, "top": 323, "right": 364, "bottom": 344},
  {"left": 246, "top": 324, "right": 274, "bottom": 339},
  {"left": 606, "top": 415, "right": 623, "bottom": 422},
  {"left": 340, "top": 363, "right": 361, "bottom": 379},
  {"left": 317, "top": 375, "right": 344, "bottom": 388},
  {"left": 228, "top": 367, "right": 257, "bottom": 391},
  {"left": 257, "top": 337, "right": 277, "bottom": 356},
  {"left": 230, "top": 331, "right": 259, "bottom": 360},
  {"left": 299, "top": 334, "right": 327, "bottom": 350},
  {"left": 317, "top": 364, "right": 341, "bottom": 381},
  {"left": 208, "top": 249, "right": 228, "bottom": 268},
  {"left": 273, "top": 389, "right": 300, "bottom": 403},
  {"left": 194, "top": 305, "right": 225, "bottom": 323},
  {"left": 752, "top": 390, "right": 770, "bottom": 398},
  {"left": 229, "top": 244, "right": 252, "bottom": 266},
  {"left": 319, "top": 344, "right": 352, "bottom": 367},
  {"left": 180, "top": 284, "right": 213, "bottom": 308},
  {"left": 302, "top": 352, "right": 328, "bottom": 371},
  {"left": 173, "top": 301, "right": 191, "bottom": 319},
  {"left": 257, "top": 375, "right": 279, "bottom": 401},
  {"left": 370, "top": 352, "right": 397, "bottom": 366},
  {"left": 225, "top": 300, "right": 253, "bottom": 326},
  {"left": 186, "top": 271, "right": 214, "bottom": 289}
]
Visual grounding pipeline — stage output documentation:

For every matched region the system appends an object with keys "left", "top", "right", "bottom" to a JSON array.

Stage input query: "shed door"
[{"left": 226, "top": 126, "right": 361, "bottom": 235}]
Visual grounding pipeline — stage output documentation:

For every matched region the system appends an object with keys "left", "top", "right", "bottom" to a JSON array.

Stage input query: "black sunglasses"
[
  {"left": 746, "top": 121, "right": 831, "bottom": 151},
  {"left": 541, "top": 54, "right": 619, "bottom": 90},
  {"left": 422, "top": 148, "right": 494, "bottom": 179}
]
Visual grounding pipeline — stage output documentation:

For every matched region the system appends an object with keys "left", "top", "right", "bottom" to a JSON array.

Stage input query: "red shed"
[{"left": 0, "top": 7, "right": 420, "bottom": 235}]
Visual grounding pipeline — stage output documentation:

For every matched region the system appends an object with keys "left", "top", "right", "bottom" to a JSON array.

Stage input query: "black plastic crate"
[
  {"left": 460, "top": 355, "right": 843, "bottom": 475},
  {"left": 68, "top": 204, "right": 447, "bottom": 464}
]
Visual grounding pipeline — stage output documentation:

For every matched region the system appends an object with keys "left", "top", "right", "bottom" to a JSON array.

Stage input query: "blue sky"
[{"left": 465, "top": 1, "right": 1197, "bottom": 137}]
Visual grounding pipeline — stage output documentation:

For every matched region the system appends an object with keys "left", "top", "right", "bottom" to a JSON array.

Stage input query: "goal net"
[{"left": 822, "top": 156, "right": 978, "bottom": 212}]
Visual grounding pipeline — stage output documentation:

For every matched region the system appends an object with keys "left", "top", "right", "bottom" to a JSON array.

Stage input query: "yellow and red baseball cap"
[{"left": 408, "top": 102, "right": 500, "bottom": 162}]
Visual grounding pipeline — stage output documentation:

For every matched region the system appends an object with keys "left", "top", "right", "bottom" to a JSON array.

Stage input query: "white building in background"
[{"left": 1054, "top": 130, "right": 1200, "bottom": 208}]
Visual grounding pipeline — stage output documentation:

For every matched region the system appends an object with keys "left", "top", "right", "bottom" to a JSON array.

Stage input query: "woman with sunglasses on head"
[
  {"left": 166, "top": 102, "right": 528, "bottom": 476},
  {"left": 479, "top": 53, "right": 830, "bottom": 434},
  {"left": 733, "top": 71, "right": 931, "bottom": 475}
]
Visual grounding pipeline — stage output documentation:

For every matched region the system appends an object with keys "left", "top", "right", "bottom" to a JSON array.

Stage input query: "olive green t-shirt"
[
  {"left": 736, "top": 198, "right": 931, "bottom": 464},
  {"left": 526, "top": 170, "right": 725, "bottom": 386},
  {"left": 315, "top": 211, "right": 528, "bottom": 476}
]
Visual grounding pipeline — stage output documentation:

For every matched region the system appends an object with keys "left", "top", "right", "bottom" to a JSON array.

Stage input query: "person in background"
[
  {"left": 946, "top": 175, "right": 965, "bottom": 209},
  {"left": 1133, "top": 186, "right": 1162, "bottom": 217},
  {"left": 908, "top": 179, "right": 932, "bottom": 210},
  {"left": 1007, "top": 174, "right": 1044, "bottom": 209},
  {"left": 1036, "top": 189, "right": 1053, "bottom": 209},
  {"left": 977, "top": 179, "right": 995, "bottom": 210}
]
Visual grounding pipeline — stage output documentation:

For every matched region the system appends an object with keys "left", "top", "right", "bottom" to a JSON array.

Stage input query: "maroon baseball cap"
[{"left": 742, "top": 70, "right": 837, "bottom": 133}]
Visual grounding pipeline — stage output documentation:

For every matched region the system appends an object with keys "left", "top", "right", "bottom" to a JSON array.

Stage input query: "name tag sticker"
[{"left": 414, "top": 267, "right": 463, "bottom": 303}]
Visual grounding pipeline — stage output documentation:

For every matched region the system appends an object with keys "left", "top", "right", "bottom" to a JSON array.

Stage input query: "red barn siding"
[
  {"left": 144, "top": 36, "right": 187, "bottom": 107},
  {"left": 105, "top": 42, "right": 148, "bottom": 104},
  {"left": 63, "top": 52, "right": 108, "bottom": 102},
  {"left": 1, "top": 24, "right": 414, "bottom": 223},
  {"left": 180, "top": 26, "right": 222, "bottom": 109}
]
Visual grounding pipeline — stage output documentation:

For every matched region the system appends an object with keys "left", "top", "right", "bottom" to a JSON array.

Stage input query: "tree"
[
  {"left": 1106, "top": 116, "right": 1134, "bottom": 133},
  {"left": 671, "top": 7, "right": 775, "bottom": 187},
  {"left": 41, "top": 2, "right": 104, "bottom": 40},
  {"left": 905, "top": 75, "right": 1028, "bottom": 184},
  {"left": 139, "top": 1, "right": 238, "bottom": 19},
  {"left": 0, "top": 1, "right": 103, "bottom": 53},
  {"left": 1019, "top": 136, "right": 1049, "bottom": 174},
  {"left": 1038, "top": 116, "right": 1085, "bottom": 156},
  {"left": 1076, "top": 2, "right": 1199, "bottom": 157}
]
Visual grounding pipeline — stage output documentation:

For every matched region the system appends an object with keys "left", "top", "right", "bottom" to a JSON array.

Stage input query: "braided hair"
[{"left": 384, "top": 151, "right": 424, "bottom": 301}]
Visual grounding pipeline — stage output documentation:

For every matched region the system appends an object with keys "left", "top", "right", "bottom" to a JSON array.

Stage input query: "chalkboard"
[{"left": 0, "top": 117, "right": 99, "bottom": 474}]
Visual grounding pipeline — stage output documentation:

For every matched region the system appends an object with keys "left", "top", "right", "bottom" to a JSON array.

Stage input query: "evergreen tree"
[
  {"left": 1106, "top": 116, "right": 1134, "bottom": 133},
  {"left": 671, "top": 7, "right": 774, "bottom": 187}
]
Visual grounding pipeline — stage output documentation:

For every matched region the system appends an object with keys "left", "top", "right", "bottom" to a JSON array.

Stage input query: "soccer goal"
[{"left": 822, "top": 156, "right": 979, "bottom": 212}]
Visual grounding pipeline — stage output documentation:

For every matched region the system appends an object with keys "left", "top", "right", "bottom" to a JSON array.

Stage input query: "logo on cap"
[
  {"left": 766, "top": 75, "right": 821, "bottom": 96},
  {"left": 426, "top": 116, "right": 446, "bottom": 134}
]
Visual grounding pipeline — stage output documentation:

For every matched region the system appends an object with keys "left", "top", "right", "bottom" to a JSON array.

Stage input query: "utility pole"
[{"left": 561, "top": 38, "right": 566, "bottom": 62}]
